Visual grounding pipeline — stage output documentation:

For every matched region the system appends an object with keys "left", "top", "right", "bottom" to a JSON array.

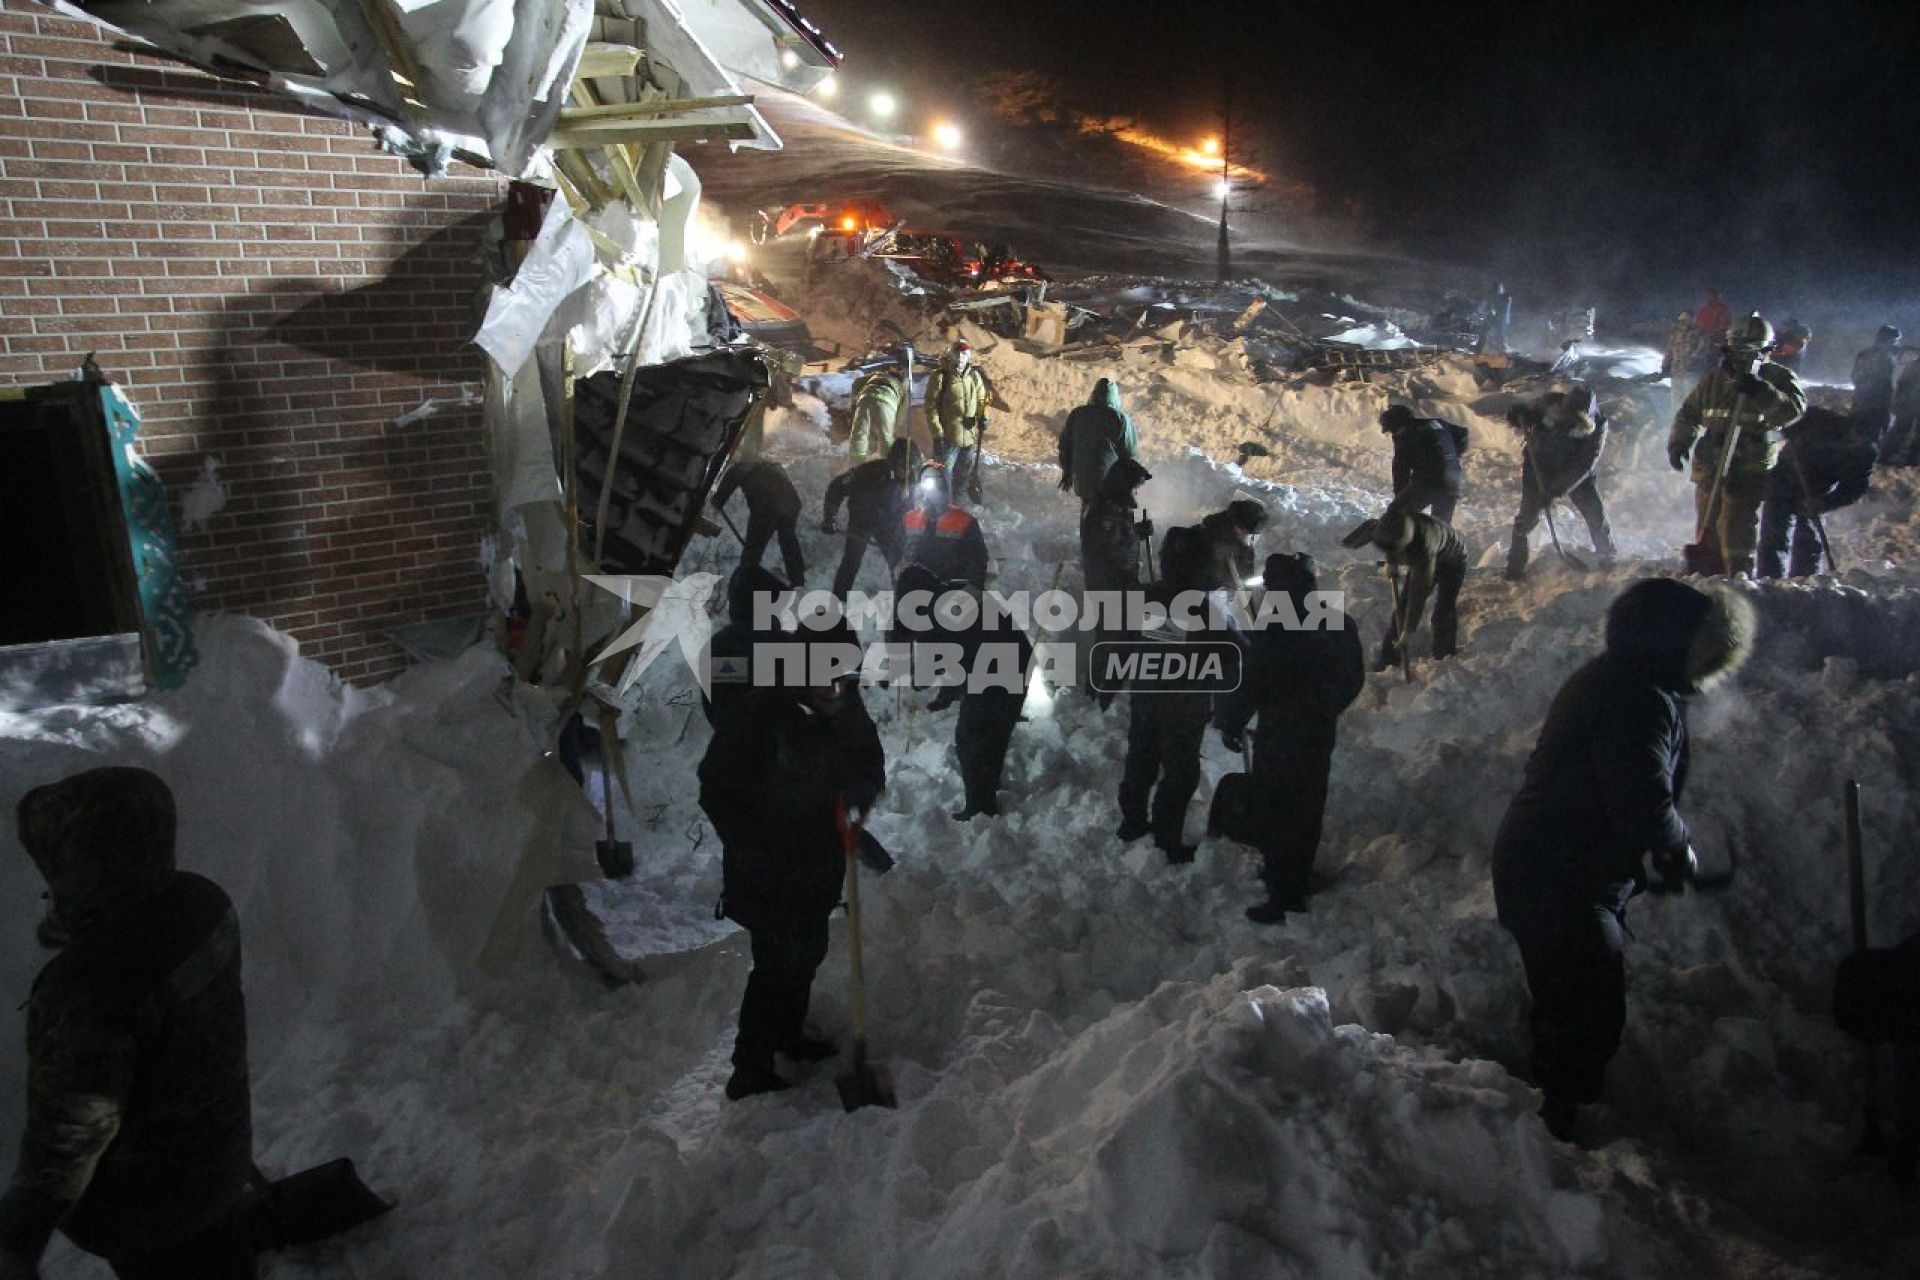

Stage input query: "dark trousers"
[
  {"left": 1756, "top": 467, "right": 1826, "bottom": 578},
  {"left": 744, "top": 510, "right": 806, "bottom": 587},
  {"left": 831, "top": 529, "right": 902, "bottom": 599},
  {"left": 1508, "top": 904, "right": 1628, "bottom": 1105},
  {"left": 1388, "top": 483, "right": 1457, "bottom": 527},
  {"left": 1120, "top": 696, "right": 1208, "bottom": 846},
  {"left": 1508, "top": 477, "right": 1614, "bottom": 573},
  {"left": 956, "top": 695, "right": 1020, "bottom": 810},
  {"left": 110, "top": 1215, "right": 256, "bottom": 1280},
  {"left": 1884, "top": 414, "right": 1920, "bottom": 467},
  {"left": 1252, "top": 736, "right": 1334, "bottom": 903},
  {"left": 732, "top": 917, "right": 832, "bottom": 1072}
]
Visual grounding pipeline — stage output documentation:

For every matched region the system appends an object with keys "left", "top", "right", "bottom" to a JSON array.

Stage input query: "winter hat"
[
  {"left": 1227, "top": 498, "right": 1267, "bottom": 533},
  {"left": 18, "top": 767, "right": 176, "bottom": 928},
  {"left": 1604, "top": 578, "right": 1756, "bottom": 693},
  {"left": 1263, "top": 551, "right": 1317, "bottom": 595},
  {"left": 1379, "top": 404, "right": 1416, "bottom": 432}
]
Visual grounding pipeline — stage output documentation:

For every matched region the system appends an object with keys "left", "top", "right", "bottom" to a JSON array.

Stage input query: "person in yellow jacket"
[
  {"left": 1667, "top": 313, "right": 1807, "bottom": 576},
  {"left": 926, "top": 340, "right": 989, "bottom": 502},
  {"left": 846, "top": 362, "right": 906, "bottom": 465}
]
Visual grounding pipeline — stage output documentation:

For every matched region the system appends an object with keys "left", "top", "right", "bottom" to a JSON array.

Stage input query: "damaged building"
[{"left": 0, "top": 0, "right": 835, "bottom": 696}]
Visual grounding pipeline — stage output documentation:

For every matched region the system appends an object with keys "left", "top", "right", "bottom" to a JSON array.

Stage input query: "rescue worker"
[
  {"left": 1199, "top": 498, "right": 1268, "bottom": 591},
  {"left": 824, "top": 439, "right": 917, "bottom": 599},
  {"left": 1380, "top": 404, "right": 1467, "bottom": 525},
  {"left": 1369, "top": 507, "right": 1466, "bottom": 669},
  {"left": 1886, "top": 351, "right": 1920, "bottom": 467},
  {"left": 1851, "top": 325, "right": 1901, "bottom": 446},
  {"left": 1493, "top": 578, "right": 1754, "bottom": 1142},
  {"left": 1695, "top": 287, "right": 1731, "bottom": 340},
  {"left": 901, "top": 461, "right": 988, "bottom": 591},
  {"left": 1662, "top": 309, "right": 1712, "bottom": 424},
  {"left": 1756, "top": 407, "right": 1876, "bottom": 579},
  {"left": 711, "top": 458, "right": 805, "bottom": 588},
  {"left": 951, "top": 613, "right": 1034, "bottom": 821},
  {"left": 1117, "top": 537, "right": 1228, "bottom": 864},
  {"left": 1504, "top": 387, "right": 1616, "bottom": 581},
  {"left": 846, "top": 362, "right": 907, "bottom": 464},
  {"left": 1773, "top": 317, "right": 1812, "bottom": 372},
  {"left": 704, "top": 563, "right": 791, "bottom": 727},
  {"left": 926, "top": 340, "right": 989, "bottom": 503},
  {"left": 1, "top": 768, "right": 254, "bottom": 1279},
  {"left": 1057, "top": 377, "right": 1139, "bottom": 506},
  {"left": 1667, "top": 313, "right": 1808, "bottom": 577},
  {"left": 1214, "top": 552, "right": 1364, "bottom": 922},
  {"left": 1081, "top": 459, "right": 1152, "bottom": 593},
  {"left": 699, "top": 628, "right": 886, "bottom": 1101}
]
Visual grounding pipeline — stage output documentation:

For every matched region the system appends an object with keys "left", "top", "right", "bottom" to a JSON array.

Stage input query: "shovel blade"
[
  {"left": 245, "top": 1159, "right": 392, "bottom": 1250},
  {"left": 596, "top": 839, "right": 634, "bottom": 879},
  {"left": 835, "top": 1041, "right": 898, "bottom": 1112},
  {"left": 1681, "top": 541, "right": 1724, "bottom": 576}
]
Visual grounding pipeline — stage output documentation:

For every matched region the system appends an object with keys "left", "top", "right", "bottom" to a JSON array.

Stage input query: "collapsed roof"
[{"left": 46, "top": 0, "right": 839, "bottom": 176}]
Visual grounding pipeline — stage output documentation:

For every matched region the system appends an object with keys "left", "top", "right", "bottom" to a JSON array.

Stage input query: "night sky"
[{"left": 797, "top": 0, "right": 1920, "bottom": 312}]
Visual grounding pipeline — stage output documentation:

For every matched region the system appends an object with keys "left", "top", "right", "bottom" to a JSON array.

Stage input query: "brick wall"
[{"left": 0, "top": 3, "right": 507, "bottom": 683}]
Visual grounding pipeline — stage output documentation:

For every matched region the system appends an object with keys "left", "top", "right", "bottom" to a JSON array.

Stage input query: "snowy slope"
[{"left": 5, "top": 118, "right": 1920, "bottom": 1279}]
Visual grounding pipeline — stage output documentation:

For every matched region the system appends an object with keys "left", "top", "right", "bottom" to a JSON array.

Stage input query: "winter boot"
[
  {"left": 1158, "top": 839, "right": 1197, "bottom": 865},
  {"left": 1504, "top": 536, "right": 1528, "bottom": 583},
  {"left": 725, "top": 1064, "right": 793, "bottom": 1100},
  {"left": 779, "top": 1036, "right": 839, "bottom": 1064},
  {"left": 952, "top": 799, "right": 999, "bottom": 821},
  {"left": 1117, "top": 814, "right": 1151, "bottom": 842}
]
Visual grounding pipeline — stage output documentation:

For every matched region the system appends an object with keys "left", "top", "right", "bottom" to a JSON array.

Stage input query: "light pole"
[{"left": 1216, "top": 76, "right": 1232, "bottom": 283}]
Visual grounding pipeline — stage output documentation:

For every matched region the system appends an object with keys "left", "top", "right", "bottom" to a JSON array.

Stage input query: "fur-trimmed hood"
[{"left": 1605, "top": 578, "right": 1756, "bottom": 693}]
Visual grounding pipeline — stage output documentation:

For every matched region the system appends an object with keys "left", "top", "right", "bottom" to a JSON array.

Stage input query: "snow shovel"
[
  {"left": 1523, "top": 442, "right": 1588, "bottom": 571},
  {"left": 834, "top": 797, "right": 897, "bottom": 1112},
  {"left": 1384, "top": 563, "right": 1413, "bottom": 685},
  {"left": 1845, "top": 779, "right": 1887, "bottom": 1155},
  {"left": 1682, "top": 399, "right": 1747, "bottom": 576},
  {"left": 1207, "top": 740, "right": 1259, "bottom": 843},
  {"left": 242, "top": 1159, "right": 392, "bottom": 1250}
]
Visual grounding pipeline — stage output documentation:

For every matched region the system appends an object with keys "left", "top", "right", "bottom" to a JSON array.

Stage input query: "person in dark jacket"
[
  {"left": 1772, "top": 317, "right": 1811, "bottom": 372},
  {"left": 1851, "top": 325, "right": 1901, "bottom": 445},
  {"left": 901, "top": 461, "right": 988, "bottom": 591},
  {"left": 1118, "top": 538, "right": 1230, "bottom": 863},
  {"left": 712, "top": 459, "right": 805, "bottom": 587},
  {"left": 1368, "top": 508, "right": 1466, "bottom": 669},
  {"left": 1081, "top": 459, "right": 1152, "bottom": 594},
  {"left": 1492, "top": 578, "right": 1755, "bottom": 1141},
  {"left": 1757, "top": 407, "right": 1877, "bottom": 579},
  {"left": 1504, "top": 388, "right": 1616, "bottom": 581},
  {"left": 1834, "top": 931, "right": 1920, "bottom": 1183},
  {"left": 824, "top": 440, "right": 917, "bottom": 599},
  {"left": 1381, "top": 404, "right": 1467, "bottom": 525},
  {"left": 1214, "top": 553, "right": 1365, "bottom": 922},
  {"left": 1, "top": 768, "right": 253, "bottom": 1280},
  {"left": 1885, "top": 352, "right": 1920, "bottom": 468},
  {"left": 1058, "top": 378, "right": 1140, "bottom": 505},
  {"left": 950, "top": 615, "right": 1034, "bottom": 821},
  {"left": 704, "top": 564, "right": 792, "bottom": 727},
  {"left": 698, "top": 642, "right": 886, "bottom": 1101}
]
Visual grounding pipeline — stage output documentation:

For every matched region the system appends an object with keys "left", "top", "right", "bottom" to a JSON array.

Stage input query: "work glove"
[
  {"left": 821, "top": 516, "right": 839, "bottom": 534},
  {"left": 1667, "top": 441, "right": 1691, "bottom": 473},
  {"left": 1218, "top": 724, "right": 1245, "bottom": 754},
  {"left": 1648, "top": 844, "right": 1699, "bottom": 893}
]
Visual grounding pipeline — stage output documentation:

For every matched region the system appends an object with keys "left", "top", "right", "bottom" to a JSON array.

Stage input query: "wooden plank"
[
  {"left": 557, "top": 93, "right": 754, "bottom": 123},
  {"left": 575, "top": 43, "right": 644, "bottom": 81},
  {"left": 549, "top": 118, "right": 758, "bottom": 149}
]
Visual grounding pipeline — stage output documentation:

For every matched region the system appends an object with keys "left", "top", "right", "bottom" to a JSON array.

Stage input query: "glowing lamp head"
[
  {"left": 841, "top": 215, "right": 857, "bottom": 231},
  {"left": 1213, "top": 178, "right": 1231, "bottom": 200},
  {"left": 1201, "top": 136, "right": 1221, "bottom": 156},
  {"left": 815, "top": 74, "right": 838, "bottom": 99},
  {"left": 931, "top": 122, "right": 963, "bottom": 150},
  {"left": 780, "top": 48, "right": 801, "bottom": 71},
  {"left": 870, "top": 91, "right": 897, "bottom": 119}
]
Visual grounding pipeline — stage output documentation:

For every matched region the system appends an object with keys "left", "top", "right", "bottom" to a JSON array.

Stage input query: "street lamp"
[
  {"left": 1200, "top": 136, "right": 1221, "bottom": 157},
  {"left": 869, "top": 91, "right": 897, "bottom": 120},
  {"left": 931, "top": 121, "right": 963, "bottom": 150}
]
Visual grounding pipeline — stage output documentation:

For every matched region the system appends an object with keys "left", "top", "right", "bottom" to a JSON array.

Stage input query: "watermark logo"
[
  {"left": 1089, "top": 638, "right": 1242, "bottom": 694},
  {"left": 584, "top": 573, "right": 724, "bottom": 695}
]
